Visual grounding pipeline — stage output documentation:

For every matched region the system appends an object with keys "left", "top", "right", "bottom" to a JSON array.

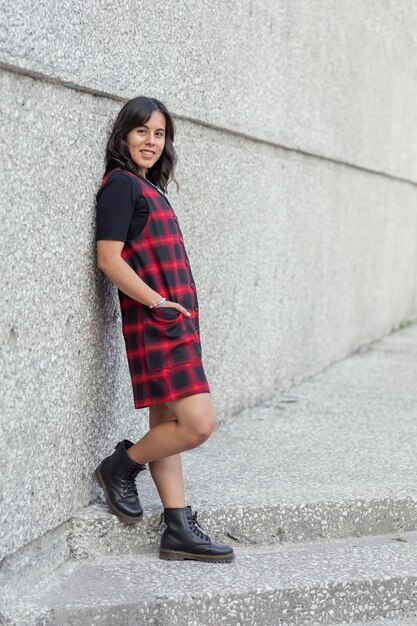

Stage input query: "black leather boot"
[
  {"left": 93, "top": 439, "right": 147, "bottom": 524},
  {"left": 158, "top": 505, "right": 234, "bottom": 562}
]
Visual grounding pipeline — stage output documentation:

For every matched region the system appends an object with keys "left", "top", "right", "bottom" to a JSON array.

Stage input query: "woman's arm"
[
  {"left": 97, "top": 241, "right": 190, "bottom": 317},
  {"left": 97, "top": 240, "right": 163, "bottom": 307}
]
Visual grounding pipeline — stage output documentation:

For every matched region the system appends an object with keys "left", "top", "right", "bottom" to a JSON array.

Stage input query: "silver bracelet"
[{"left": 149, "top": 296, "right": 166, "bottom": 309}]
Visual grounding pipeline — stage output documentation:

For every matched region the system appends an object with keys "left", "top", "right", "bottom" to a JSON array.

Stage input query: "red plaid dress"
[{"left": 100, "top": 167, "right": 210, "bottom": 409}]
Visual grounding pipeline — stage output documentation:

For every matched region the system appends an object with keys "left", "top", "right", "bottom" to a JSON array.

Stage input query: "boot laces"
[
  {"left": 188, "top": 510, "right": 210, "bottom": 541},
  {"left": 121, "top": 464, "right": 146, "bottom": 498}
]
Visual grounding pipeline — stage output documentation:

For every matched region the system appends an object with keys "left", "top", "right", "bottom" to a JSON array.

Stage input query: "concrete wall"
[{"left": 1, "top": 1, "right": 416, "bottom": 559}]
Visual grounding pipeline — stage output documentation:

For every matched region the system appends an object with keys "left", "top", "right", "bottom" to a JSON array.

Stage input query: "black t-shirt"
[{"left": 95, "top": 170, "right": 149, "bottom": 242}]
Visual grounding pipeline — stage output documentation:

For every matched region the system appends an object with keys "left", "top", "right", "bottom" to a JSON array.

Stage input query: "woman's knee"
[{"left": 187, "top": 412, "right": 216, "bottom": 445}]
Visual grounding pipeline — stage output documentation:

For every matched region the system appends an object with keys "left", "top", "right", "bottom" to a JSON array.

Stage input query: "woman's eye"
[{"left": 136, "top": 128, "right": 164, "bottom": 137}]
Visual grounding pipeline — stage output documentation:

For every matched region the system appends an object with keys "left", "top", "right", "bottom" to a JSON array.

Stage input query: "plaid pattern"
[{"left": 100, "top": 168, "right": 210, "bottom": 409}]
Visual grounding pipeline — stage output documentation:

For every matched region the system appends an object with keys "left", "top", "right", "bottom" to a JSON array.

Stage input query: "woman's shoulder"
[
  {"left": 101, "top": 168, "right": 136, "bottom": 186},
  {"left": 96, "top": 168, "right": 143, "bottom": 200}
]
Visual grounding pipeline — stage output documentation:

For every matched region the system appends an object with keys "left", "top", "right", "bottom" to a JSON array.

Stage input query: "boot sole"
[
  {"left": 159, "top": 548, "right": 234, "bottom": 563},
  {"left": 93, "top": 465, "right": 143, "bottom": 525}
]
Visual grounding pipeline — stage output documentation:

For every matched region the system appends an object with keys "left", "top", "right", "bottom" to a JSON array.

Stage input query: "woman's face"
[{"left": 125, "top": 109, "right": 166, "bottom": 176}]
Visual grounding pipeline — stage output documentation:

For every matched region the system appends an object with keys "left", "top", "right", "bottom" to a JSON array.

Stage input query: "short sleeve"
[{"left": 95, "top": 171, "right": 137, "bottom": 242}]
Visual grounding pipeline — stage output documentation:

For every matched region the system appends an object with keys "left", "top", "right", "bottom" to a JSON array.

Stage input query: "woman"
[{"left": 94, "top": 95, "right": 234, "bottom": 563}]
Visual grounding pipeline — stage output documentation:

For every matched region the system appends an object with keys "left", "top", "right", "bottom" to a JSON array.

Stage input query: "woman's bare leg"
[
  {"left": 147, "top": 402, "right": 186, "bottom": 508},
  {"left": 126, "top": 392, "right": 215, "bottom": 465}
]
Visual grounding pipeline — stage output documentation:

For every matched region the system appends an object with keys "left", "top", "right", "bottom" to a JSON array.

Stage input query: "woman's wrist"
[{"left": 149, "top": 295, "right": 166, "bottom": 308}]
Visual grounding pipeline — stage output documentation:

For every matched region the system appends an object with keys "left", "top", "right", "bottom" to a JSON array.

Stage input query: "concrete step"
[
  {"left": 68, "top": 492, "right": 417, "bottom": 561},
  {"left": 2, "top": 530, "right": 417, "bottom": 625}
]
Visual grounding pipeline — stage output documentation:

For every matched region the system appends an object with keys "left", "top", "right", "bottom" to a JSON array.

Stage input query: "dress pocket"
[{"left": 143, "top": 307, "right": 201, "bottom": 370}]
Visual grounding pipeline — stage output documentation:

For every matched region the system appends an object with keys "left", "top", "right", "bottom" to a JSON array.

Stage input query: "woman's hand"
[{"left": 160, "top": 300, "right": 191, "bottom": 317}]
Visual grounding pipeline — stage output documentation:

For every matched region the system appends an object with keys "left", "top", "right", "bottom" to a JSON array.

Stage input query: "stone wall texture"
[{"left": 1, "top": 0, "right": 416, "bottom": 558}]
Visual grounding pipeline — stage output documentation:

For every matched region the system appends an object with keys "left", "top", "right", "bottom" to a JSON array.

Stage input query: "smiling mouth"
[{"left": 140, "top": 150, "right": 155, "bottom": 156}]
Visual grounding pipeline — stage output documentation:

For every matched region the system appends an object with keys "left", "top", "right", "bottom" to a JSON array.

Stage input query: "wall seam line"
[{"left": 1, "top": 61, "right": 416, "bottom": 189}]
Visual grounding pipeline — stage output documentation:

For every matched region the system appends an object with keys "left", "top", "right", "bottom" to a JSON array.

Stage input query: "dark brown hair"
[{"left": 103, "top": 95, "right": 178, "bottom": 193}]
